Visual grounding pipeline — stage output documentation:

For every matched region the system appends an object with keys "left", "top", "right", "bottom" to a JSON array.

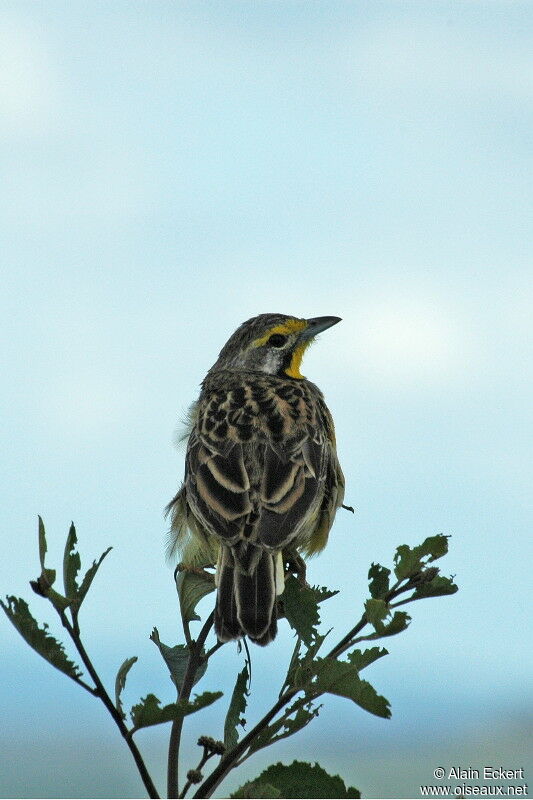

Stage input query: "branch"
[
  {"left": 193, "top": 685, "right": 299, "bottom": 798},
  {"left": 58, "top": 611, "right": 159, "bottom": 799},
  {"left": 326, "top": 574, "right": 429, "bottom": 659},
  {"left": 193, "top": 572, "right": 437, "bottom": 797},
  {"left": 167, "top": 612, "right": 215, "bottom": 799}
]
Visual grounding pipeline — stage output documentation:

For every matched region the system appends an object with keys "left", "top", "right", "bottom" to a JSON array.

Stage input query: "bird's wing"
[
  {"left": 255, "top": 427, "right": 324, "bottom": 549},
  {"left": 184, "top": 377, "right": 328, "bottom": 550}
]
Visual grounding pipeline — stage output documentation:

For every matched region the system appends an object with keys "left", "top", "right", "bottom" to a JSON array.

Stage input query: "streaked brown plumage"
[{"left": 167, "top": 313, "right": 344, "bottom": 645}]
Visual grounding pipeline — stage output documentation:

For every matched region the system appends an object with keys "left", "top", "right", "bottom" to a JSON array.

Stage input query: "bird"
[{"left": 166, "top": 313, "right": 345, "bottom": 646}]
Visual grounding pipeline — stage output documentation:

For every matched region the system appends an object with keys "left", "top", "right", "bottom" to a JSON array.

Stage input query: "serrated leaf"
[
  {"left": 393, "top": 545, "right": 421, "bottom": 580},
  {"left": 295, "top": 657, "right": 390, "bottom": 718},
  {"left": 130, "top": 690, "right": 222, "bottom": 732},
  {"left": 1, "top": 596, "right": 83, "bottom": 680},
  {"left": 384, "top": 611, "right": 410, "bottom": 635},
  {"left": 272, "top": 701, "right": 319, "bottom": 743},
  {"left": 175, "top": 568, "right": 215, "bottom": 624},
  {"left": 294, "top": 658, "right": 390, "bottom": 717},
  {"left": 248, "top": 697, "right": 320, "bottom": 756},
  {"left": 283, "top": 576, "right": 337, "bottom": 646},
  {"left": 413, "top": 575, "right": 459, "bottom": 599},
  {"left": 115, "top": 656, "right": 138, "bottom": 720},
  {"left": 33, "top": 518, "right": 58, "bottom": 594},
  {"left": 347, "top": 646, "right": 388, "bottom": 671},
  {"left": 394, "top": 535, "right": 450, "bottom": 581},
  {"left": 290, "top": 631, "right": 329, "bottom": 689},
  {"left": 150, "top": 628, "right": 207, "bottom": 692},
  {"left": 224, "top": 664, "right": 249, "bottom": 750},
  {"left": 364, "top": 610, "right": 411, "bottom": 640},
  {"left": 77, "top": 546, "right": 112, "bottom": 603},
  {"left": 63, "top": 522, "right": 81, "bottom": 600},
  {"left": 231, "top": 761, "right": 360, "bottom": 799},
  {"left": 368, "top": 563, "right": 391, "bottom": 599},
  {"left": 364, "top": 598, "right": 388, "bottom": 627}
]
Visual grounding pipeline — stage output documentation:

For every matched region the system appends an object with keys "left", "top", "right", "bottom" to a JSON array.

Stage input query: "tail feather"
[
  {"left": 214, "top": 544, "right": 279, "bottom": 646},
  {"left": 249, "top": 609, "right": 277, "bottom": 646},
  {"left": 214, "top": 547, "right": 243, "bottom": 642}
]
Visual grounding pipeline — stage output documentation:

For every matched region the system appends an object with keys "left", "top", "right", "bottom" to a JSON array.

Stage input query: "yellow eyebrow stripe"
[{"left": 252, "top": 318, "right": 307, "bottom": 347}]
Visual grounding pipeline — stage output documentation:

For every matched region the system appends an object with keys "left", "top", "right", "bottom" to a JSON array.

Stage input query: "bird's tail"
[{"left": 215, "top": 543, "right": 283, "bottom": 646}]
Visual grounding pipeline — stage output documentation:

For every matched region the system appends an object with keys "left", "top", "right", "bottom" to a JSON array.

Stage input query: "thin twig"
[
  {"left": 233, "top": 693, "right": 312, "bottom": 768},
  {"left": 180, "top": 746, "right": 215, "bottom": 799},
  {"left": 327, "top": 577, "right": 423, "bottom": 659},
  {"left": 193, "top": 686, "right": 299, "bottom": 798},
  {"left": 204, "top": 640, "right": 224, "bottom": 661},
  {"left": 58, "top": 611, "right": 159, "bottom": 799},
  {"left": 193, "top": 607, "right": 373, "bottom": 796},
  {"left": 167, "top": 612, "right": 215, "bottom": 799},
  {"left": 193, "top": 573, "right": 437, "bottom": 797}
]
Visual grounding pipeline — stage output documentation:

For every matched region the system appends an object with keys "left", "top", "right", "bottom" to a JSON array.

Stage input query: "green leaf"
[
  {"left": 290, "top": 632, "right": 329, "bottom": 689},
  {"left": 247, "top": 697, "right": 321, "bottom": 756},
  {"left": 175, "top": 568, "right": 215, "bottom": 624},
  {"left": 1, "top": 596, "right": 83, "bottom": 680},
  {"left": 115, "top": 656, "right": 138, "bottom": 720},
  {"left": 380, "top": 610, "right": 410, "bottom": 636},
  {"left": 347, "top": 646, "right": 388, "bottom": 671},
  {"left": 77, "top": 546, "right": 112, "bottom": 603},
  {"left": 231, "top": 781, "right": 281, "bottom": 798},
  {"left": 44, "top": 587, "right": 73, "bottom": 612},
  {"left": 295, "top": 657, "right": 390, "bottom": 718},
  {"left": 231, "top": 761, "right": 360, "bottom": 799},
  {"left": 63, "top": 522, "right": 81, "bottom": 600},
  {"left": 364, "top": 610, "right": 411, "bottom": 640},
  {"left": 364, "top": 598, "right": 388, "bottom": 627},
  {"left": 34, "top": 517, "right": 57, "bottom": 590},
  {"left": 38, "top": 516, "right": 47, "bottom": 571},
  {"left": 224, "top": 664, "right": 249, "bottom": 750},
  {"left": 394, "top": 535, "right": 450, "bottom": 581},
  {"left": 130, "top": 691, "right": 222, "bottom": 732},
  {"left": 283, "top": 576, "right": 337, "bottom": 646},
  {"left": 368, "top": 563, "right": 391, "bottom": 599},
  {"left": 413, "top": 575, "right": 459, "bottom": 599},
  {"left": 149, "top": 628, "right": 207, "bottom": 692}
]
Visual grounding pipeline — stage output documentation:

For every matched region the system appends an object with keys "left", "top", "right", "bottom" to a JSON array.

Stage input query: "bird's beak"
[{"left": 300, "top": 316, "right": 342, "bottom": 340}]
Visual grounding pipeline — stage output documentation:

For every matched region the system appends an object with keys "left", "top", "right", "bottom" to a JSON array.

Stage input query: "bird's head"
[{"left": 210, "top": 313, "right": 341, "bottom": 379}]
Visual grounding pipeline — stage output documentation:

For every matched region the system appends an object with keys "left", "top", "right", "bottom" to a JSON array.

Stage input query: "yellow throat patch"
[{"left": 284, "top": 341, "right": 310, "bottom": 379}]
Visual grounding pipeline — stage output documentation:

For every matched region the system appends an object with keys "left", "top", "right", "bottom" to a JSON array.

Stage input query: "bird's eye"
[{"left": 268, "top": 333, "right": 288, "bottom": 348}]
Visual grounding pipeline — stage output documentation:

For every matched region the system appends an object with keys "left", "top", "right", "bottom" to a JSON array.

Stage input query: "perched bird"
[{"left": 167, "top": 314, "right": 345, "bottom": 646}]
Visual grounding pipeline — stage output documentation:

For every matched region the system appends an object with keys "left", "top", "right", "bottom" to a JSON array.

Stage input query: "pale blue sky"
[{"left": 1, "top": 2, "right": 532, "bottom": 798}]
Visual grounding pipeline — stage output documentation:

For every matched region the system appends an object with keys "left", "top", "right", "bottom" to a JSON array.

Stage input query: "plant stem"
[
  {"left": 180, "top": 746, "right": 214, "bottom": 799},
  {"left": 193, "top": 575, "right": 429, "bottom": 797},
  {"left": 168, "top": 612, "right": 215, "bottom": 799},
  {"left": 326, "top": 612, "right": 367, "bottom": 660},
  {"left": 59, "top": 612, "right": 159, "bottom": 799},
  {"left": 193, "top": 606, "right": 373, "bottom": 796},
  {"left": 233, "top": 694, "right": 312, "bottom": 768},
  {"left": 327, "top": 577, "right": 423, "bottom": 659},
  {"left": 193, "top": 686, "right": 300, "bottom": 799}
]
